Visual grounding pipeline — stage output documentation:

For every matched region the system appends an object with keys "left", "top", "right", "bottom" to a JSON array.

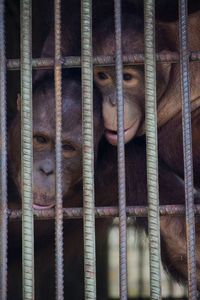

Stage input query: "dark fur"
[
  {"left": 8, "top": 71, "right": 109, "bottom": 299},
  {"left": 7, "top": 2, "right": 200, "bottom": 297},
  {"left": 157, "top": 106, "right": 200, "bottom": 287}
]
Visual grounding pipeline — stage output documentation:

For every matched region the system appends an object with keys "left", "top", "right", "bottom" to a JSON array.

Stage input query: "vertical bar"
[
  {"left": 114, "top": 0, "right": 128, "bottom": 299},
  {"left": 20, "top": 0, "right": 34, "bottom": 299},
  {"left": 54, "top": 0, "right": 64, "bottom": 299},
  {"left": 81, "top": 0, "right": 96, "bottom": 299},
  {"left": 0, "top": 0, "right": 8, "bottom": 299},
  {"left": 144, "top": 1, "right": 161, "bottom": 299},
  {"left": 179, "top": 0, "right": 197, "bottom": 298},
  {"left": 138, "top": 239, "right": 144, "bottom": 297}
]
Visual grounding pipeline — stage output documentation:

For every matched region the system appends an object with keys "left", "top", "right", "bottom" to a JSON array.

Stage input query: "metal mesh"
[{"left": 2, "top": 0, "right": 200, "bottom": 299}]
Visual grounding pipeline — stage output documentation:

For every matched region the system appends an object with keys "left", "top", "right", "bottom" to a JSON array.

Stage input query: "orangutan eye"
[
  {"left": 97, "top": 72, "right": 109, "bottom": 80},
  {"left": 34, "top": 135, "right": 49, "bottom": 144},
  {"left": 62, "top": 143, "right": 76, "bottom": 152},
  {"left": 123, "top": 73, "right": 134, "bottom": 81}
]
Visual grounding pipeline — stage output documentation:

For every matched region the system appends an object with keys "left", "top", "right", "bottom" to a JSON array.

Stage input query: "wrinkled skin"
[
  {"left": 8, "top": 72, "right": 108, "bottom": 300},
  {"left": 9, "top": 72, "right": 103, "bottom": 209},
  {"left": 93, "top": 11, "right": 200, "bottom": 145}
]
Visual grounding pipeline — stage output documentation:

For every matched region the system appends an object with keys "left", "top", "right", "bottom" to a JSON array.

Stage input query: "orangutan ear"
[{"left": 17, "top": 94, "right": 21, "bottom": 111}]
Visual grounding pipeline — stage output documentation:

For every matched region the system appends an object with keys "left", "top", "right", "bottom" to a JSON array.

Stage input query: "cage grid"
[{"left": 0, "top": 0, "right": 200, "bottom": 299}]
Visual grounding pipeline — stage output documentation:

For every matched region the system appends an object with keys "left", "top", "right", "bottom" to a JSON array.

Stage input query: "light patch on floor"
[{"left": 108, "top": 222, "right": 187, "bottom": 298}]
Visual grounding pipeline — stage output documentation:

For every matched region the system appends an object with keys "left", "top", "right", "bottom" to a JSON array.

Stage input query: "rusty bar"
[
  {"left": 81, "top": 0, "right": 96, "bottom": 299},
  {"left": 8, "top": 204, "right": 200, "bottom": 220},
  {"left": 0, "top": 0, "right": 8, "bottom": 299},
  {"left": 144, "top": 0, "right": 161, "bottom": 299},
  {"left": 179, "top": 0, "right": 197, "bottom": 298},
  {"left": 54, "top": 0, "right": 64, "bottom": 299},
  {"left": 114, "top": 0, "right": 128, "bottom": 299},
  {"left": 20, "top": 0, "right": 34, "bottom": 299},
  {"left": 6, "top": 51, "right": 200, "bottom": 70}
]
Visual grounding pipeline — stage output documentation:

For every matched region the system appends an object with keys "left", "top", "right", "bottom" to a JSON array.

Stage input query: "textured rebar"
[
  {"left": 8, "top": 204, "right": 200, "bottom": 220},
  {"left": 144, "top": 1, "right": 161, "bottom": 299},
  {"left": 54, "top": 0, "right": 64, "bottom": 299},
  {"left": 114, "top": 0, "right": 128, "bottom": 299},
  {"left": 81, "top": 0, "right": 96, "bottom": 299},
  {"left": 179, "top": 0, "right": 197, "bottom": 298},
  {"left": 20, "top": 0, "right": 34, "bottom": 299},
  {"left": 0, "top": 1, "right": 8, "bottom": 299},
  {"left": 6, "top": 51, "right": 200, "bottom": 70},
  {"left": 138, "top": 238, "right": 144, "bottom": 297}
]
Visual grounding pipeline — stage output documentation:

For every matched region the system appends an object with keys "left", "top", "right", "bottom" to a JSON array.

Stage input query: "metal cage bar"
[
  {"left": 179, "top": 0, "right": 197, "bottom": 298},
  {"left": 54, "top": 0, "right": 64, "bottom": 299},
  {"left": 7, "top": 204, "right": 200, "bottom": 220},
  {"left": 144, "top": 0, "right": 161, "bottom": 299},
  {"left": 6, "top": 51, "right": 200, "bottom": 71},
  {"left": 81, "top": 0, "right": 97, "bottom": 299},
  {"left": 114, "top": 0, "right": 128, "bottom": 299},
  {"left": 3, "top": 1, "right": 200, "bottom": 299},
  {"left": 0, "top": 0, "right": 8, "bottom": 299},
  {"left": 20, "top": 0, "right": 34, "bottom": 299}
]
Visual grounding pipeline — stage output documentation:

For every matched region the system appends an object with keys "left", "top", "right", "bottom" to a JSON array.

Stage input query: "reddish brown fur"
[
  {"left": 7, "top": 4, "right": 200, "bottom": 297},
  {"left": 92, "top": 9, "right": 200, "bottom": 290},
  {"left": 93, "top": 11, "right": 200, "bottom": 140}
]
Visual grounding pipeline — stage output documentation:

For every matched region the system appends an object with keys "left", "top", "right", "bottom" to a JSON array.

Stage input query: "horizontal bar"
[
  {"left": 8, "top": 205, "right": 200, "bottom": 220},
  {"left": 6, "top": 51, "right": 200, "bottom": 70}
]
